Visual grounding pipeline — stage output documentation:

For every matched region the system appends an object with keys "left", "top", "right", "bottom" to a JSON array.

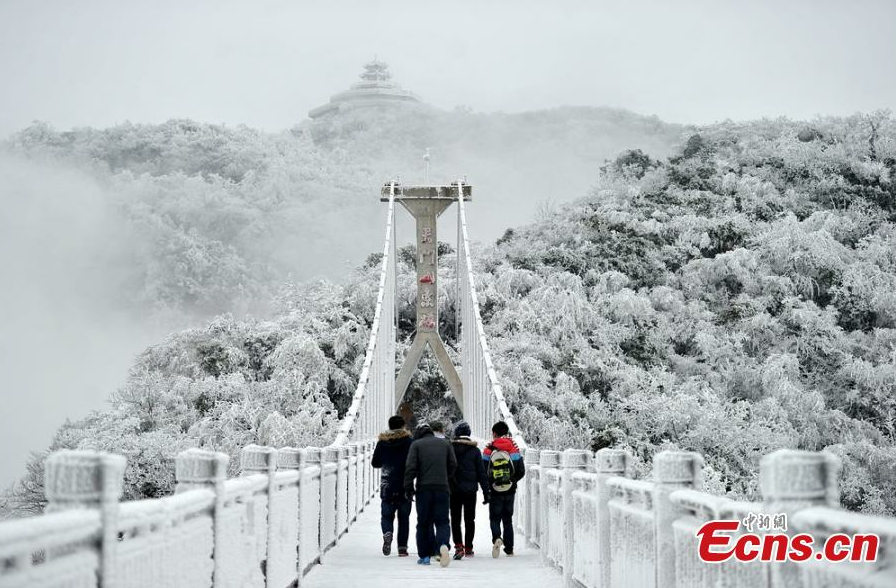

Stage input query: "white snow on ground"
[{"left": 303, "top": 497, "right": 563, "bottom": 588}]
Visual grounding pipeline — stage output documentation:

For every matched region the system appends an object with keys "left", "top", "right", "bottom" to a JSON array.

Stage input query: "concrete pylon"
[{"left": 381, "top": 182, "right": 471, "bottom": 413}]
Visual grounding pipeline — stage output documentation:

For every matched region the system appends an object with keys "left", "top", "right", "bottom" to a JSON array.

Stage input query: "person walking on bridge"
[
  {"left": 483, "top": 420, "right": 525, "bottom": 557},
  {"left": 449, "top": 420, "right": 489, "bottom": 559},
  {"left": 404, "top": 421, "right": 457, "bottom": 567},
  {"left": 371, "top": 415, "right": 413, "bottom": 557}
]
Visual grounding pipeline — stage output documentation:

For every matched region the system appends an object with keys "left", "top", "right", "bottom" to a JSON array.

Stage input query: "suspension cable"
[
  {"left": 332, "top": 183, "right": 397, "bottom": 446},
  {"left": 456, "top": 180, "right": 527, "bottom": 449}
]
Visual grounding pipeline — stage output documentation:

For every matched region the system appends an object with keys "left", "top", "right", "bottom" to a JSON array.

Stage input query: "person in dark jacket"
[
  {"left": 482, "top": 420, "right": 525, "bottom": 557},
  {"left": 404, "top": 422, "right": 457, "bottom": 566},
  {"left": 371, "top": 415, "right": 413, "bottom": 557},
  {"left": 449, "top": 420, "right": 489, "bottom": 559}
]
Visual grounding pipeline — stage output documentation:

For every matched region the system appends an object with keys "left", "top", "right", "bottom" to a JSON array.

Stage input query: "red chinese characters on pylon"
[{"left": 696, "top": 516, "right": 879, "bottom": 563}]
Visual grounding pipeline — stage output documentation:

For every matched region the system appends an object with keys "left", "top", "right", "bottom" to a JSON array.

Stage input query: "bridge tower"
[{"left": 381, "top": 181, "right": 471, "bottom": 413}]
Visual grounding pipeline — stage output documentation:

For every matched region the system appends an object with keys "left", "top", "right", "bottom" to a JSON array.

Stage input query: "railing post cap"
[
  {"left": 277, "top": 447, "right": 306, "bottom": 470},
  {"left": 240, "top": 444, "right": 276, "bottom": 475},
  {"left": 561, "top": 448, "right": 593, "bottom": 469},
  {"left": 760, "top": 449, "right": 841, "bottom": 506},
  {"left": 348, "top": 445, "right": 359, "bottom": 456},
  {"left": 337, "top": 446, "right": 349, "bottom": 459},
  {"left": 322, "top": 446, "right": 340, "bottom": 461},
  {"left": 44, "top": 450, "right": 126, "bottom": 510},
  {"left": 654, "top": 450, "right": 703, "bottom": 486},
  {"left": 595, "top": 448, "right": 628, "bottom": 474},
  {"left": 304, "top": 447, "right": 322, "bottom": 464},
  {"left": 175, "top": 448, "right": 229, "bottom": 486},
  {"left": 539, "top": 450, "right": 561, "bottom": 467}
]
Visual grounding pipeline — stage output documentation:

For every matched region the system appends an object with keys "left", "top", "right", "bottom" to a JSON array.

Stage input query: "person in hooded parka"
[{"left": 371, "top": 415, "right": 414, "bottom": 557}]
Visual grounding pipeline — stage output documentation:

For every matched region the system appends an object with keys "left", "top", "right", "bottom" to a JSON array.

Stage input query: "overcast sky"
[{"left": 1, "top": 0, "right": 895, "bottom": 138}]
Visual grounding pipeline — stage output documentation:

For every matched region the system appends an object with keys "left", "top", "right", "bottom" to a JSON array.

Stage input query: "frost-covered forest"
[
  {"left": 2, "top": 111, "right": 895, "bottom": 519},
  {"left": 482, "top": 114, "right": 896, "bottom": 515}
]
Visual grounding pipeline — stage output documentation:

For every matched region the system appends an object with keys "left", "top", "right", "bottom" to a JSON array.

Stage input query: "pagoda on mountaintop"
[{"left": 308, "top": 59, "right": 421, "bottom": 119}]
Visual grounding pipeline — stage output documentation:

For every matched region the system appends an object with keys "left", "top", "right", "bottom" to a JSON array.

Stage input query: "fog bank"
[{"left": 0, "top": 156, "right": 173, "bottom": 486}]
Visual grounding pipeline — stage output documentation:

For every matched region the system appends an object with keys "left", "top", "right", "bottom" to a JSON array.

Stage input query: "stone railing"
[
  {"left": 516, "top": 448, "right": 896, "bottom": 588},
  {"left": 0, "top": 442, "right": 377, "bottom": 588}
]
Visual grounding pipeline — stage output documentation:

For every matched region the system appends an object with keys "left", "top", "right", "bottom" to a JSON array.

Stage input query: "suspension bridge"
[{"left": 1, "top": 180, "right": 894, "bottom": 588}]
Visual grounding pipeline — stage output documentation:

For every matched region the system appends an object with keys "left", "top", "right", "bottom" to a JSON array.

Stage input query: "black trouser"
[
  {"left": 415, "top": 489, "right": 450, "bottom": 557},
  {"left": 450, "top": 490, "right": 478, "bottom": 548},
  {"left": 489, "top": 491, "right": 515, "bottom": 550},
  {"left": 380, "top": 496, "right": 412, "bottom": 547}
]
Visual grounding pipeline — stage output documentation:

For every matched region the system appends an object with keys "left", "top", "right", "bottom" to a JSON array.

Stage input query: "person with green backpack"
[{"left": 482, "top": 420, "right": 525, "bottom": 557}]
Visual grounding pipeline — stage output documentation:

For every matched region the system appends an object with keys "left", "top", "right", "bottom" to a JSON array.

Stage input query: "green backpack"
[{"left": 488, "top": 448, "right": 515, "bottom": 492}]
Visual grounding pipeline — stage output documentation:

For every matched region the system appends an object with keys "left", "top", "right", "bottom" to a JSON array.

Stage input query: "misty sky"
[{"left": 1, "top": 0, "right": 895, "bottom": 139}]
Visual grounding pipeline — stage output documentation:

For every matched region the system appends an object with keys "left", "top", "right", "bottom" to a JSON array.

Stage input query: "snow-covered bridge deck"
[{"left": 304, "top": 498, "right": 562, "bottom": 588}]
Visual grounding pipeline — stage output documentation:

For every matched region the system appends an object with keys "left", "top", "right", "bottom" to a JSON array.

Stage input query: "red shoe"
[
  {"left": 464, "top": 546, "right": 475, "bottom": 557},
  {"left": 398, "top": 547, "right": 409, "bottom": 557},
  {"left": 453, "top": 544, "right": 464, "bottom": 560}
]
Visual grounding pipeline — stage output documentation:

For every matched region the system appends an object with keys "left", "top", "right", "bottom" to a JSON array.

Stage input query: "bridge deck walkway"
[{"left": 303, "top": 495, "right": 562, "bottom": 588}]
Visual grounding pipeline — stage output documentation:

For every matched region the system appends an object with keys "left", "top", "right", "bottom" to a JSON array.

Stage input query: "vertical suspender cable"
[
  {"left": 456, "top": 180, "right": 526, "bottom": 449},
  {"left": 333, "top": 183, "right": 396, "bottom": 446}
]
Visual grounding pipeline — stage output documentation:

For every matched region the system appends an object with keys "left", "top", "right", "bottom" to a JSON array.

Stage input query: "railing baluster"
[
  {"left": 319, "top": 447, "right": 338, "bottom": 552},
  {"left": 336, "top": 446, "right": 349, "bottom": 537},
  {"left": 239, "top": 445, "right": 277, "bottom": 588},
  {"left": 175, "top": 448, "right": 229, "bottom": 588},
  {"left": 277, "top": 447, "right": 305, "bottom": 587},
  {"left": 761, "top": 450, "right": 841, "bottom": 588},
  {"left": 561, "top": 449, "right": 592, "bottom": 585},
  {"left": 654, "top": 451, "right": 703, "bottom": 588},
  {"left": 524, "top": 448, "right": 541, "bottom": 547},
  {"left": 538, "top": 450, "right": 561, "bottom": 565},
  {"left": 302, "top": 447, "right": 323, "bottom": 570},
  {"left": 596, "top": 448, "right": 627, "bottom": 588},
  {"left": 45, "top": 450, "right": 126, "bottom": 588}
]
